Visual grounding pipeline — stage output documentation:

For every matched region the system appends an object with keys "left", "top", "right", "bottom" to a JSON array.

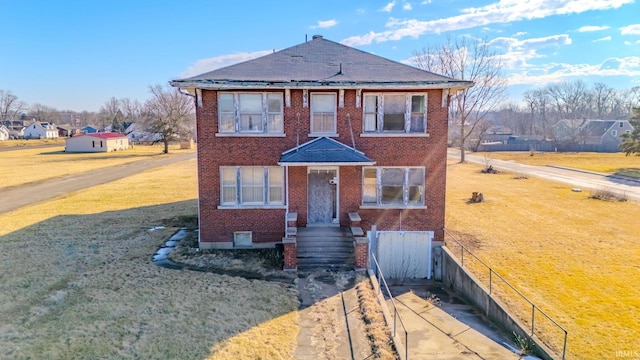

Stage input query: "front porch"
[{"left": 283, "top": 212, "right": 368, "bottom": 272}]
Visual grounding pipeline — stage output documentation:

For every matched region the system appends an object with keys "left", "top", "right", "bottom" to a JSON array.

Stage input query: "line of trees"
[{"left": 1, "top": 84, "right": 195, "bottom": 153}]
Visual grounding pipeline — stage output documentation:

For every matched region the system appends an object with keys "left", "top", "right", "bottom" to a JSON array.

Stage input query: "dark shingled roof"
[
  {"left": 173, "top": 36, "right": 473, "bottom": 89},
  {"left": 279, "top": 137, "right": 374, "bottom": 165}
]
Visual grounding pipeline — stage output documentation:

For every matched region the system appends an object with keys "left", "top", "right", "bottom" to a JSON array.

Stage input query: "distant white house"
[
  {"left": 125, "top": 123, "right": 161, "bottom": 143},
  {"left": 65, "top": 132, "right": 130, "bottom": 153},
  {"left": 0, "top": 125, "right": 9, "bottom": 141},
  {"left": 23, "top": 121, "right": 59, "bottom": 139}
]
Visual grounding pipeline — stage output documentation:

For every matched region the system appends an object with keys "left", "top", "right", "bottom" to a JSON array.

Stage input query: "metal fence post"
[
  {"left": 531, "top": 304, "right": 535, "bottom": 336},
  {"left": 489, "top": 269, "right": 492, "bottom": 294}
]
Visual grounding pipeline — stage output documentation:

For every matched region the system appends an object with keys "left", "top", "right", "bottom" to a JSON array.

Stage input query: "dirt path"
[{"left": 0, "top": 152, "right": 196, "bottom": 214}]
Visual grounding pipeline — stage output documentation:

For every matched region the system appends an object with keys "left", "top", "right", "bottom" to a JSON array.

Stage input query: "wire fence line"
[{"left": 443, "top": 229, "right": 567, "bottom": 359}]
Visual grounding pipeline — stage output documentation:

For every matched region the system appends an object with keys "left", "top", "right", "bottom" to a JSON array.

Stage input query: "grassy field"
[
  {"left": 445, "top": 158, "right": 640, "bottom": 359},
  {"left": 475, "top": 151, "right": 640, "bottom": 178},
  {"left": 0, "top": 144, "right": 193, "bottom": 190},
  {"left": 0, "top": 138, "right": 66, "bottom": 148},
  {"left": 0, "top": 158, "right": 300, "bottom": 359}
]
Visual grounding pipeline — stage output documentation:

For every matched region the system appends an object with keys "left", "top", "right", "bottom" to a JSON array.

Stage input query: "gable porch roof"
[{"left": 279, "top": 137, "right": 375, "bottom": 166}]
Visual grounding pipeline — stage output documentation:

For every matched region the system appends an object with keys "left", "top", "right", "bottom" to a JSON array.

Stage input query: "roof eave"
[
  {"left": 170, "top": 80, "right": 474, "bottom": 91},
  {"left": 278, "top": 161, "right": 376, "bottom": 166}
]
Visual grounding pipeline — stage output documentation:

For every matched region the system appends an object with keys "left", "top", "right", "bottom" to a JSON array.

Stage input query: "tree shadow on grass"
[{"left": 0, "top": 200, "right": 299, "bottom": 359}]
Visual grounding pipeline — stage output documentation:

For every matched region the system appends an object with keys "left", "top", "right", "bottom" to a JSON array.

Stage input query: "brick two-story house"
[{"left": 171, "top": 35, "right": 472, "bottom": 271}]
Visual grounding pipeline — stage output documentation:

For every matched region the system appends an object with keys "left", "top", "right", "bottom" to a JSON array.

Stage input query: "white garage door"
[{"left": 376, "top": 231, "right": 433, "bottom": 279}]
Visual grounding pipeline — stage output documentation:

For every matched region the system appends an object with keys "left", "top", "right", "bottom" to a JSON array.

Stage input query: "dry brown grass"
[
  {"left": 0, "top": 138, "right": 66, "bottom": 147},
  {"left": 356, "top": 276, "right": 397, "bottom": 359},
  {"left": 0, "top": 159, "right": 299, "bottom": 359},
  {"left": 475, "top": 151, "right": 640, "bottom": 177},
  {"left": 445, "top": 158, "right": 640, "bottom": 359},
  {"left": 0, "top": 144, "right": 193, "bottom": 190}
]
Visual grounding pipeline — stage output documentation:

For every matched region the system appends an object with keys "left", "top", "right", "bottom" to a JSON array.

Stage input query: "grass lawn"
[
  {"left": 0, "top": 144, "right": 194, "bottom": 190},
  {"left": 475, "top": 151, "right": 640, "bottom": 178},
  {"left": 0, "top": 158, "right": 299, "bottom": 359},
  {"left": 0, "top": 138, "right": 66, "bottom": 148},
  {"left": 445, "top": 158, "right": 640, "bottom": 359}
]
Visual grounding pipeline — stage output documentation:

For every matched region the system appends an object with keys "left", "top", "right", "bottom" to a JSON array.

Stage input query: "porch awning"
[{"left": 278, "top": 137, "right": 375, "bottom": 166}]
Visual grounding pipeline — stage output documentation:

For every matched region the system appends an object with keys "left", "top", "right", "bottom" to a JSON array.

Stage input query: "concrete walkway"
[
  {"left": 0, "top": 152, "right": 196, "bottom": 214},
  {"left": 295, "top": 270, "right": 372, "bottom": 360},
  {"left": 386, "top": 281, "right": 527, "bottom": 359}
]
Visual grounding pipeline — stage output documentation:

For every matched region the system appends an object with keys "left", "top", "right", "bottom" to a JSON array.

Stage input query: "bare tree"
[
  {"left": 546, "top": 80, "right": 591, "bottom": 121},
  {"left": 0, "top": 90, "right": 26, "bottom": 122},
  {"left": 591, "top": 82, "right": 616, "bottom": 119},
  {"left": 142, "top": 84, "right": 195, "bottom": 154},
  {"left": 28, "top": 103, "right": 60, "bottom": 123},
  {"left": 414, "top": 36, "right": 507, "bottom": 162}
]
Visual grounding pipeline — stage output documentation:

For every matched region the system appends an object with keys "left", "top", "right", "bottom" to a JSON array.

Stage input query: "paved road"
[
  {"left": 449, "top": 149, "right": 640, "bottom": 201},
  {"left": 0, "top": 152, "right": 196, "bottom": 214}
]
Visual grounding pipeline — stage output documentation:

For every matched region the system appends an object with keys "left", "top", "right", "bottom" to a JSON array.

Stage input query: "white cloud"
[
  {"left": 578, "top": 25, "right": 610, "bottom": 32},
  {"left": 311, "top": 19, "right": 338, "bottom": 29},
  {"left": 593, "top": 36, "right": 612, "bottom": 42},
  {"left": 512, "top": 31, "right": 528, "bottom": 37},
  {"left": 379, "top": 1, "right": 396, "bottom": 12},
  {"left": 357, "top": 8, "right": 365, "bottom": 15},
  {"left": 420, "top": 0, "right": 432, "bottom": 4},
  {"left": 180, "top": 50, "right": 273, "bottom": 78},
  {"left": 621, "top": 24, "right": 640, "bottom": 35},
  {"left": 342, "top": 0, "right": 633, "bottom": 46},
  {"left": 508, "top": 56, "right": 640, "bottom": 86},
  {"left": 487, "top": 34, "right": 572, "bottom": 70},
  {"left": 403, "top": 2, "right": 412, "bottom": 11}
]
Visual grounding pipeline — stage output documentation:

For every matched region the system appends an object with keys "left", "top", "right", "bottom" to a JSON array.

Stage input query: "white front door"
[{"left": 307, "top": 168, "right": 338, "bottom": 225}]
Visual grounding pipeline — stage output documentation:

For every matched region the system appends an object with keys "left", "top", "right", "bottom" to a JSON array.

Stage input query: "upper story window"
[
  {"left": 218, "top": 92, "right": 283, "bottom": 134},
  {"left": 362, "top": 167, "right": 425, "bottom": 206},
  {"left": 311, "top": 93, "right": 336, "bottom": 135},
  {"left": 221, "top": 166, "right": 284, "bottom": 207},
  {"left": 620, "top": 122, "right": 624, "bottom": 128},
  {"left": 611, "top": 130, "right": 618, "bottom": 137},
  {"left": 363, "top": 93, "right": 427, "bottom": 134}
]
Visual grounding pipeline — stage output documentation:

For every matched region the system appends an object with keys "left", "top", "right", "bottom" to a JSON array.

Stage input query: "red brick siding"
[{"left": 196, "top": 88, "right": 448, "bottom": 244}]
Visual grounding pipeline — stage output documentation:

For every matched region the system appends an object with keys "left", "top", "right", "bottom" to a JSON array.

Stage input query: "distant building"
[
  {"left": 23, "top": 121, "right": 59, "bottom": 139},
  {"left": 65, "top": 132, "right": 130, "bottom": 152}
]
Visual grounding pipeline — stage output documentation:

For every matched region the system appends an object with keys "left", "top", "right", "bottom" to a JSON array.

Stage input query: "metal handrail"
[
  {"left": 371, "top": 253, "right": 409, "bottom": 360},
  {"left": 443, "top": 228, "right": 568, "bottom": 359}
]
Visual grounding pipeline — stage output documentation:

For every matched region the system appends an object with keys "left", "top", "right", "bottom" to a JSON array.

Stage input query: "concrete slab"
[{"left": 387, "top": 281, "right": 526, "bottom": 359}]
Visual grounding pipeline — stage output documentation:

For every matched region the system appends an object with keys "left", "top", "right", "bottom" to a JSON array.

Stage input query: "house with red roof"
[
  {"left": 171, "top": 35, "right": 472, "bottom": 272},
  {"left": 65, "top": 132, "right": 130, "bottom": 153}
]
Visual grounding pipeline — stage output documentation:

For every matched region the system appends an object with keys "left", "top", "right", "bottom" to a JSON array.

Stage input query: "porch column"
[{"left": 354, "top": 236, "right": 369, "bottom": 271}]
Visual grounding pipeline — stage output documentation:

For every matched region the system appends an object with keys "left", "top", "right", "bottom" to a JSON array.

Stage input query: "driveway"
[
  {"left": 449, "top": 149, "right": 640, "bottom": 201},
  {"left": 0, "top": 152, "right": 196, "bottom": 214}
]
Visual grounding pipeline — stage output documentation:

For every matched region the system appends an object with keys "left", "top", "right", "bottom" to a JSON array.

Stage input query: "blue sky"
[{"left": 1, "top": 0, "right": 639, "bottom": 112}]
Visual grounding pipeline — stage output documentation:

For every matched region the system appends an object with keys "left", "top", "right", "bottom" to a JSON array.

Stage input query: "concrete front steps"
[{"left": 296, "top": 227, "right": 355, "bottom": 271}]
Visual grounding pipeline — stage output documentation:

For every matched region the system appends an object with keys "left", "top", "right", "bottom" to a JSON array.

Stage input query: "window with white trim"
[
  {"left": 218, "top": 92, "right": 283, "bottom": 134},
  {"left": 220, "top": 166, "right": 284, "bottom": 206},
  {"left": 611, "top": 130, "right": 618, "bottom": 137},
  {"left": 363, "top": 93, "right": 427, "bottom": 133},
  {"left": 362, "top": 167, "right": 425, "bottom": 206},
  {"left": 311, "top": 93, "right": 336, "bottom": 134}
]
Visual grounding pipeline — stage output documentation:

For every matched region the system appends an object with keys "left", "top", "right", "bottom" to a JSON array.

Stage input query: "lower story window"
[
  {"left": 362, "top": 167, "right": 425, "bottom": 206},
  {"left": 221, "top": 166, "right": 284, "bottom": 206}
]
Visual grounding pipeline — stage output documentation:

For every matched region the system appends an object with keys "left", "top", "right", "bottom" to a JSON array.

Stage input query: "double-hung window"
[
  {"left": 362, "top": 167, "right": 425, "bottom": 206},
  {"left": 363, "top": 93, "right": 427, "bottom": 134},
  {"left": 218, "top": 92, "right": 283, "bottom": 134},
  {"left": 220, "top": 166, "right": 284, "bottom": 206},
  {"left": 311, "top": 93, "right": 336, "bottom": 135}
]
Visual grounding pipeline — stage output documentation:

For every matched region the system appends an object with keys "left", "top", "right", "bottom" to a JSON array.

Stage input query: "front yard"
[
  {"left": 0, "top": 159, "right": 299, "bottom": 359},
  {"left": 445, "top": 158, "right": 640, "bottom": 359}
]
